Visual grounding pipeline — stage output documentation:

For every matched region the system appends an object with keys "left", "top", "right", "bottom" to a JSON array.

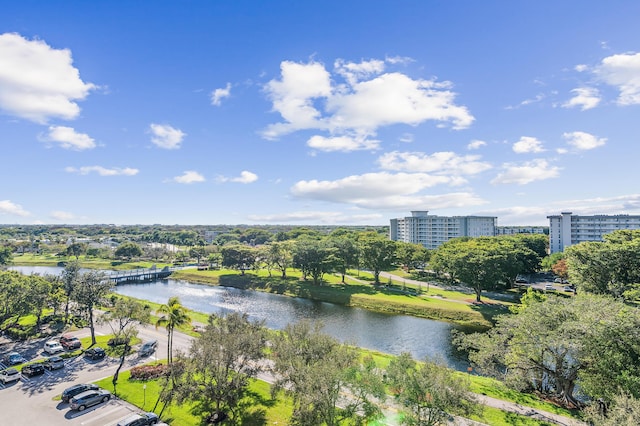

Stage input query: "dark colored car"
[
  {"left": 69, "top": 389, "right": 111, "bottom": 411},
  {"left": 60, "top": 334, "right": 82, "bottom": 350},
  {"left": 84, "top": 347, "right": 106, "bottom": 360},
  {"left": 4, "top": 352, "right": 26, "bottom": 366},
  {"left": 139, "top": 340, "right": 158, "bottom": 357},
  {"left": 117, "top": 412, "right": 159, "bottom": 426},
  {"left": 21, "top": 363, "right": 46, "bottom": 378},
  {"left": 61, "top": 383, "right": 99, "bottom": 402},
  {"left": 43, "top": 356, "right": 65, "bottom": 370},
  {"left": 0, "top": 367, "right": 21, "bottom": 384}
]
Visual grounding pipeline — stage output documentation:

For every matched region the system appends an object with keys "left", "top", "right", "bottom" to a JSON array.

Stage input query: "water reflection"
[{"left": 9, "top": 266, "right": 468, "bottom": 369}]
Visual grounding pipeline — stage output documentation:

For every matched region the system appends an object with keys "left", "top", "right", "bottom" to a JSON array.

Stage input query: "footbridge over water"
[{"left": 108, "top": 265, "right": 174, "bottom": 285}]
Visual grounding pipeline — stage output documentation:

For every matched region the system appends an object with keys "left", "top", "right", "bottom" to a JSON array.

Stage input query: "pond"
[{"left": 9, "top": 265, "right": 471, "bottom": 370}]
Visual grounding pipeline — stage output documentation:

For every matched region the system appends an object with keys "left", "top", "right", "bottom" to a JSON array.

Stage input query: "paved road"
[{"left": 1, "top": 306, "right": 585, "bottom": 426}]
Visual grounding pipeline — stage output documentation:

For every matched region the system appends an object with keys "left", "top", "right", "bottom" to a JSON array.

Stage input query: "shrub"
[{"left": 130, "top": 363, "right": 169, "bottom": 380}]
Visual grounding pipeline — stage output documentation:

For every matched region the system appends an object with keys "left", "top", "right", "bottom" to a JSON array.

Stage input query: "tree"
[
  {"left": 61, "top": 260, "right": 81, "bottom": 324},
  {"left": 0, "top": 271, "right": 31, "bottom": 326},
  {"left": 66, "top": 241, "right": 87, "bottom": 259},
  {"left": 100, "top": 298, "right": 150, "bottom": 396},
  {"left": 585, "top": 392, "right": 640, "bottom": 425},
  {"left": 358, "top": 233, "right": 397, "bottom": 284},
  {"left": 551, "top": 258, "right": 569, "bottom": 280},
  {"left": 155, "top": 296, "right": 191, "bottom": 364},
  {"left": 271, "top": 321, "right": 385, "bottom": 426},
  {"left": 176, "top": 312, "right": 267, "bottom": 423},
  {"left": 0, "top": 246, "right": 13, "bottom": 268},
  {"left": 565, "top": 232, "right": 640, "bottom": 299},
  {"left": 189, "top": 246, "right": 206, "bottom": 264},
  {"left": 25, "top": 274, "right": 52, "bottom": 330},
  {"left": 457, "top": 293, "right": 640, "bottom": 407},
  {"left": 266, "top": 241, "right": 294, "bottom": 278},
  {"left": 385, "top": 353, "right": 478, "bottom": 426},
  {"left": 293, "top": 238, "right": 338, "bottom": 285},
  {"left": 221, "top": 244, "right": 257, "bottom": 275},
  {"left": 329, "top": 236, "right": 359, "bottom": 283},
  {"left": 71, "top": 270, "right": 113, "bottom": 345},
  {"left": 431, "top": 238, "right": 507, "bottom": 302},
  {"left": 114, "top": 241, "right": 143, "bottom": 260}
]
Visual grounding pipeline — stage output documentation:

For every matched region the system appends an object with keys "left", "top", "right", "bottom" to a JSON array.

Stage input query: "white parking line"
[{"left": 79, "top": 403, "right": 130, "bottom": 425}]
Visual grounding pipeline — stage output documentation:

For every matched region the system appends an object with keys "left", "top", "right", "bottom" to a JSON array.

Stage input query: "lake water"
[{"left": 9, "top": 265, "right": 469, "bottom": 369}]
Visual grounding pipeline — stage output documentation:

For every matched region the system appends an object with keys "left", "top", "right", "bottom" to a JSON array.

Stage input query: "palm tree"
[{"left": 155, "top": 296, "right": 191, "bottom": 364}]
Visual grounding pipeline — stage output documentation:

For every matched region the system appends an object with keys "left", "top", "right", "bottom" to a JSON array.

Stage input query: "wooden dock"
[{"left": 108, "top": 265, "right": 173, "bottom": 285}]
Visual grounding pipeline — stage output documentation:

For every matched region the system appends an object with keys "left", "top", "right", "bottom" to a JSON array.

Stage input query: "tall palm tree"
[{"left": 155, "top": 296, "right": 191, "bottom": 364}]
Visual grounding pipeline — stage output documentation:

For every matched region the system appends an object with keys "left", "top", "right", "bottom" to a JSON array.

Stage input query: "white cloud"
[
  {"left": 575, "top": 64, "right": 588, "bottom": 72},
  {"left": 563, "top": 131, "right": 606, "bottom": 150},
  {"left": 307, "top": 135, "right": 380, "bottom": 152},
  {"left": 595, "top": 52, "right": 640, "bottom": 105},
  {"left": 506, "top": 93, "right": 545, "bottom": 109},
  {"left": 211, "top": 82, "right": 232, "bottom": 106},
  {"left": 262, "top": 59, "right": 473, "bottom": 140},
  {"left": 65, "top": 166, "right": 139, "bottom": 176},
  {"left": 512, "top": 136, "right": 545, "bottom": 154},
  {"left": 0, "top": 200, "right": 30, "bottom": 216},
  {"left": 49, "top": 210, "right": 75, "bottom": 221},
  {"left": 291, "top": 172, "right": 464, "bottom": 208},
  {"left": 562, "top": 87, "right": 601, "bottom": 110},
  {"left": 467, "top": 140, "right": 486, "bottom": 150},
  {"left": 334, "top": 59, "right": 385, "bottom": 85},
  {"left": 171, "top": 171, "right": 205, "bottom": 184},
  {"left": 217, "top": 170, "right": 258, "bottom": 184},
  {"left": 42, "top": 126, "right": 96, "bottom": 150},
  {"left": 399, "top": 133, "right": 414, "bottom": 143},
  {"left": 554, "top": 193, "right": 640, "bottom": 216},
  {"left": 556, "top": 147, "right": 569, "bottom": 154},
  {"left": 378, "top": 151, "right": 491, "bottom": 175},
  {"left": 149, "top": 123, "right": 186, "bottom": 149},
  {"left": 248, "top": 211, "right": 383, "bottom": 224},
  {"left": 491, "top": 159, "right": 560, "bottom": 185},
  {"left": 0, "top": 33, "right": 95, "bottom": 123}
]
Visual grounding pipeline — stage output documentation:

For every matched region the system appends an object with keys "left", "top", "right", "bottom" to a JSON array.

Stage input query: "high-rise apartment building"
[
  {"left": 390, "top": 211, "right": 497, "bottom": 249},
  {"left": 547, "top": 211, "right": 640, "bottom": 253}
]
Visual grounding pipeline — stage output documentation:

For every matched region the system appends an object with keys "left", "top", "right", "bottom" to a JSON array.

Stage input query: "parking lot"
[{"left": 0, "top": 326, "right": 175, "bottom": 426}]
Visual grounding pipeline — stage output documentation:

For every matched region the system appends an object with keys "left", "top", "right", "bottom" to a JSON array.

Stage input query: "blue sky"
[{"left": 1, "top": 1, "right": 640, "bottom": 226}]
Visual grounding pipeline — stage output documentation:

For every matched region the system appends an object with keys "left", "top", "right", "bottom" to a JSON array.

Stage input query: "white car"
[
  {"left": 43, "top": 340, "right": 64, "bottom": 355},
  {"left": 544, "top": 283, "right": 554, "bottom": 291}
]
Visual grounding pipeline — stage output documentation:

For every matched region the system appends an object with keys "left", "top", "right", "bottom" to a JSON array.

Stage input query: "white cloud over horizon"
[
  {"left": 512, "top": 136, "right": 545, "bottom": 154},
  {"left": 563, "top": 131, "right": 606, "bottom": 151},
  {"left": 377, "top": 151, "right": 492, "bottom": 176},
  {"left": 49, "top": 210, "right": 76, "bottom": 221},
  {"left": 262, "top": 59, "right": 474, "bottom": 141},
  {"left": 562, "top": 87, "right": 601, "bottom": 110},
  {"left": 595, "top": 52, "right": 640, "bottom": 105},
  {"left": 171, "top": 170, "right": 205, "bottom": 184},
  {"left": 307, "top": 135, "right": 380, "bottom": 152},
  {"left": 0, "top": 200, "right": 31, "bottom": 217},
  {"left": 491, "top": 159, "right": 560, "bottom": 185},
  {"left": 149, "top": 123, "right": 186, "bottom": 149},
  {"left": 217, "top": 170, "right": 258, "bottom": 184},
  {"left": 211, "top": 82, "right": 232, "bottom": 106},
  {"left": 42, "top": 126, "right": 96, "bottom": 150},
  {"left": 65, "top": 166, "right": 139, "bottom": 176},
  {"left": 248, "top": 210, "right": 383, "bottom": 224},
  {"left": 0, "top": 33, "right": 95, "bottom": 123}
]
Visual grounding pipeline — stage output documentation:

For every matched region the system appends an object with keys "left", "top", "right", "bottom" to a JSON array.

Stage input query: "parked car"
[
  {"left": 139, "top": 340, "right": 158, "bottom": 357},
  {"left": 0, "top": 367, "right": 21, "bottom": 384},
  {"left": 43, "top": 340, "right": 64, "bottom": 355},
  {"left": 43, "top": 356, "right": 65, "bottom": 370},
  {"left": 117, "top": 412, "right": 160, "bottom": 426},
  {"left": 554, "top": 277, "right": 563, "bottom": 283},
  {"left": 61, "top": 383, "right": 99, "bottom": 402},
  {"left": 83, "top": 347, "right": 106, "bottom": 360},
  {"left": 60, "top": 334, "right": 82, "bottom": 350},
  {"left": 69, "top": 388, "right": 111, "bottom": 411},
  {"left": 21, "top": 363, "right": 46, "bottom": 378},
  {"left": 4, "top": 352, "right": 26, "bottom": 366},
  {"left": 544, "top": 283, "right": 554, "bottom": 291}
]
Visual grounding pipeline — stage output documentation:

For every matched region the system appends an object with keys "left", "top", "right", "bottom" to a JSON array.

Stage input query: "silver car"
[{"left": 69, "top": 389, "right": 111, "bottom": 411}]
